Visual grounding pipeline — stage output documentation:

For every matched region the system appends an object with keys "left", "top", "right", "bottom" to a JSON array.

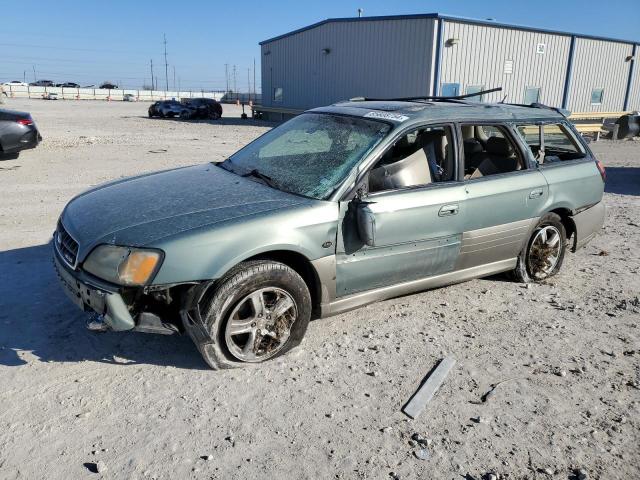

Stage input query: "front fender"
[{"left": 150, "top": 202, "right": 339, "bottom": 284}]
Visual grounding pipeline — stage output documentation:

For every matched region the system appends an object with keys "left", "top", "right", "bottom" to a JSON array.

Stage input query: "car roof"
[
  {"left": 310, "top": 100, "right": 565, "bottom": 125},
  {"left": 0, "top": 108, "right": 31, "bottom": 117}
]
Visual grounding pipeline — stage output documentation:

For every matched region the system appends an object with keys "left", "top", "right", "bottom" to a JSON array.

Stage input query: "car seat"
[{"left": 470, "top": 136, "right": 520, "bottom": 178}]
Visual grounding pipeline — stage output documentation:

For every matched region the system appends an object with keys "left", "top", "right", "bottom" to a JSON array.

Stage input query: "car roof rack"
[
  {"left": 504, "top": 101, "right": 571, "bottom": 118},
  {"left": 348, "top": 87, "right": 503, "bottom": 104}
]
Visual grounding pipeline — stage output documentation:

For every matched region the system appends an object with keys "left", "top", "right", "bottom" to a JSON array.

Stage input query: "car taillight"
[
  {"left": 595, "top": 159, "right": 606, "bottom": 182},
  {"left": 17, "top": 118, "right": 33, "bottom": 126}
]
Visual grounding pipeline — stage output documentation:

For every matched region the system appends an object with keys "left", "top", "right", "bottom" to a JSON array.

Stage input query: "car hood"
[{"left": 61, "top": 164, "right": 311, "bottom": 262}]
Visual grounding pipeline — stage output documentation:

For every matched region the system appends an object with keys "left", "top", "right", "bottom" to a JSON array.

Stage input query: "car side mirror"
[{"left": 355, "top": 199, "right": 376, "bottom": 247}]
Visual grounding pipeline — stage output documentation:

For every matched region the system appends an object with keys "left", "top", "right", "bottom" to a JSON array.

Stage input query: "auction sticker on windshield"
[{"left": 364, "top": 111, "right": 409, "bottom": 122}]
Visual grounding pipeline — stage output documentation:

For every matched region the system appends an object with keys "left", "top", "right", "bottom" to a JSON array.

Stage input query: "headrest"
[
  {"left": 394, "top": 135, "right": 412, "bottom": 149},
  {"left": 420, "top": 129, "right": 445, "bottom": 143},
  {"left": 486, "top": 136, "right": 514, "bottom": 156},
  {"left": 463, "top": 138, "right": 483, "bottom": 156}
]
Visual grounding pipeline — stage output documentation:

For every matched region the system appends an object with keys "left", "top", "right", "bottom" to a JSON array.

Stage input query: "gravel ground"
[{"left": 0, "top": 99, "right": 638, "bottom": 480}]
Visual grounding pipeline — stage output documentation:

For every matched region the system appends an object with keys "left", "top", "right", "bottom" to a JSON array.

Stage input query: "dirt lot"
[{"left": 0, "top": 99, "right": 638, "bottom": 480}]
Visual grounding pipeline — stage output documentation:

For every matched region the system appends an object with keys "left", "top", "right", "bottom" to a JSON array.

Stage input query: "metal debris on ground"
[{"left": 402, "top": 356, "right": 455, "bottom": 419}]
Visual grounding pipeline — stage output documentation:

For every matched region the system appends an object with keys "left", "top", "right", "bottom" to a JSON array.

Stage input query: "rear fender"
[{"left": 571, "top": 202, "right": 605, "bottom": 251}]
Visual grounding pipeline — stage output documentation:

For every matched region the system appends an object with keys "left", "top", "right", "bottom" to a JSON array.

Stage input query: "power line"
[
  {"left": 0, "top": 42, "right": 150, "bottom": 56},
  {"left": 0, "top": 54, "right": 145, "bottom": 66}
]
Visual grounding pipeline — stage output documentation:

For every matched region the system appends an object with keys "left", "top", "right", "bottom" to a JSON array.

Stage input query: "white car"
[{"left": 2, "top": 81, "right": 29, "bottom": 87}]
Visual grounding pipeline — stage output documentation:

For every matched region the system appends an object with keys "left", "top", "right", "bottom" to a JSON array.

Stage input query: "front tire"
[
  {"left": 513, "top": 213, "right": 566, "bottom": 283},
  {"left": 193, "top": 260, "right": 311, "bottom": 369}
]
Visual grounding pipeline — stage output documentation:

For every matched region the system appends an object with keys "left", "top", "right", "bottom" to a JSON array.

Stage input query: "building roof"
[{"left": 260, "top": 12, "right": 639, "bottom": 46}]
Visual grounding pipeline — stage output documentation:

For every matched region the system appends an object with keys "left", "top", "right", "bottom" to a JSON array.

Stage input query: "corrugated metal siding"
[
  {"left": 261, "top": 18, "right": 436, "bottom": 109},
  {"left": 568, "top": 38, "right": 633, "bottom": 112},
  {"left": 627, "top": 49, "right": 640, "bottom": 111},
  {"left": 439, "top": 21, "right": 571, "bottom": 106}
]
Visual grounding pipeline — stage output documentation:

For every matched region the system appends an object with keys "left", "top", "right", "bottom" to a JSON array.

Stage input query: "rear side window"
[
  {"left": 517, "top": 123, "right": 586, "bottom": 163},
  {"left": 461, "top": 124, "right": 525, "bottom": 179}
]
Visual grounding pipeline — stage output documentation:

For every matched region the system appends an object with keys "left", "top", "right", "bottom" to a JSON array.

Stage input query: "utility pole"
[
  {"left": 163, "top": 33, "right": 169, "bottom": 91},
  {"left": 247, "top": 67, "right": 250, "bottom": 101},
  {"left": 32, "top": 65, "right": 36, "bottom": 82},
  {"left": 173, "top": 66, "right": 176, "bottom": 91},
  {"left": 23, "top": 70, "right": 26, "bottom": 83},
  {"left": 233, "top": 65, "right": 237, "bottom": 99},
  {"left": 150, "top": 59, "right": 155, "bottom": 90},
  {"left": 225, "top": 63, "right": 229, "bottom": 94},
  {"left": 253, "top": 58, "right": 256, "bottom": 102}
]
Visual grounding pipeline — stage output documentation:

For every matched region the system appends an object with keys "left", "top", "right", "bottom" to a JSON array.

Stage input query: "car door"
[
  {"left": 456, "top": 123, "right": 549, "bottom": 270},
  {"left": 335, "top": 123, "right": 466, "bottom": 297}
]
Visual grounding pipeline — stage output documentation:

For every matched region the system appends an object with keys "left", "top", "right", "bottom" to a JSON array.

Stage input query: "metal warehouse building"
[{"left": 258, "top": 13, "right": 639, "bottom": 119}]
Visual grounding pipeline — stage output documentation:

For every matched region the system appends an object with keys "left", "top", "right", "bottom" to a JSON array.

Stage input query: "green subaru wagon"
[{"left": 53, "top": 98, "right": 605, "bottom": 369}]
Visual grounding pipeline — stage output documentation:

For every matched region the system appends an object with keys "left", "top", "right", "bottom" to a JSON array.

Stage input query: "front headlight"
[{"left": 83, "top": 245, "right": 163, "bottom": 286}]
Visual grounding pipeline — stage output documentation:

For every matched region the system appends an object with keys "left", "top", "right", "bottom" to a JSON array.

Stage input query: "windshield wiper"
[{"left": 241, "top": 169, "right": 279, "bottom": 189}]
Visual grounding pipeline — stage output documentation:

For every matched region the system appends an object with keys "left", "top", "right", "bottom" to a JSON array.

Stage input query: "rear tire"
[
  {"left": 513, "top": 213, "right": 566, "bottom": 283},
  {"left": 192, "top": 260, "right": 311, "bottom": 370}
]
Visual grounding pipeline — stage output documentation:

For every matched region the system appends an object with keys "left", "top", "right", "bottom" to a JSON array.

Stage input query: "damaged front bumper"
[{"left": 53, "top": 248, "right": 136, "bottom": 331}]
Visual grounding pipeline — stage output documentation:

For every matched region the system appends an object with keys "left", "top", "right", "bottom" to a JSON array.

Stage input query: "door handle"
[
  {"left": 438, "top": 204, "right": 459, "bottom": 216},
  {"left": 529, "top": 189, "right": 544, "bottom": 199}
]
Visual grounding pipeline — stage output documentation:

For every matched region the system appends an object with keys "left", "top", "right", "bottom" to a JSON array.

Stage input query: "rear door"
[
  {"left": 518, "top": 121, "right": 604, "bottom": 210},
  {"left": 517, "top": 121, "right": 605, "bottom": 248},
  {"left": 456, "top": 123, "right": 548, "bottom": 270}
]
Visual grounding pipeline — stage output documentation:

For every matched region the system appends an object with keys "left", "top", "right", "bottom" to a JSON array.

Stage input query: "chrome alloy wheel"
[
  {"left": 527, "top": 225, "right": 562, "bottom": 280},
  {"left": 224, "top": 287, "right": 297, "bottom": 362}
]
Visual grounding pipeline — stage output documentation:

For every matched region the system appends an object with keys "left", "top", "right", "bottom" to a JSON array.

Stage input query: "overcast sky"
[{"left": 2, "top": 0, "right": 638, "bottom": 90}]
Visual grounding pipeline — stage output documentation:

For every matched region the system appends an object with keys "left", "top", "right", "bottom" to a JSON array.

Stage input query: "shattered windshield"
[{"left": 219, "top": 113, "right": 390, "bottom": 199}]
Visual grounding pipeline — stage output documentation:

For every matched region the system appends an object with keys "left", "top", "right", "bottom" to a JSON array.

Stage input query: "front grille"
[{"left": 55, "top": 220, "right": 79, "bottom": 268}]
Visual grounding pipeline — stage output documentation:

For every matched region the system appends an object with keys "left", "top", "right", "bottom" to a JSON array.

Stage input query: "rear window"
[{"left": 516, "top": 123, "right": 586, "bottom": 164}]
